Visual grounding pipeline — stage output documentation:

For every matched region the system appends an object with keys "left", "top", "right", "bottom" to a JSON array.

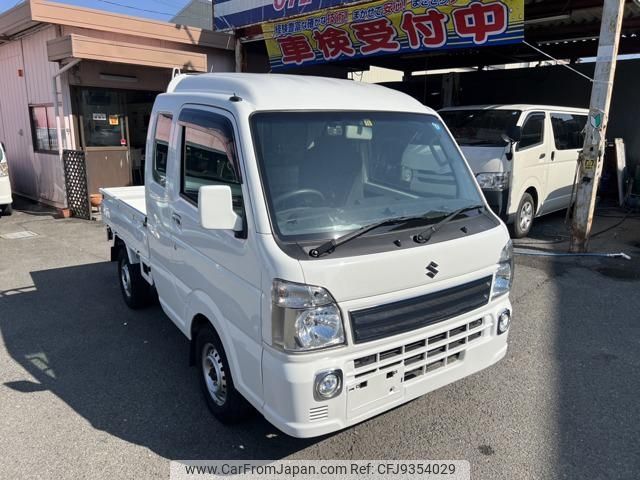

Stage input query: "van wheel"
[
  {"left": 1, "top": 203, "right": 11, "bottom": 216},
  {"left": 196, "top": 325, "right": 252, "bottom": 424},
  {"left": 512, "top": 193, "right": 535, "bottom": 238},
  {"left": 117, "top": 249, "right": 152, "bottom": 309}
]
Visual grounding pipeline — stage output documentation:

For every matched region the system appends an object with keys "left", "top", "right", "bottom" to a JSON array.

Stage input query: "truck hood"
[
  {"left": 298, "top": 226, "right": 507, "bottom": 303},
  {"left": 460, "top": 146, "right": 507, "bottom": 174}
]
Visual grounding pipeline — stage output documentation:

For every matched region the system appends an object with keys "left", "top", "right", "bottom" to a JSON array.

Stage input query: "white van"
[
  {"left": 0, "top": 141, "right": 12, "bottom": 216},
  {"left": 439, "top": 105, "right": 588, "bottom": 237},
  {"left": 101, "top": 73, "right": 513, "bottom": 438}
]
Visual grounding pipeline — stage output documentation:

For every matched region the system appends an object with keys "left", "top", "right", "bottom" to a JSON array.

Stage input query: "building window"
[
  {"left": 78, "top": 89, "right": 126, "bottom": 147},
  {"left": 29, "top": 105, "right": 58, "bottom": 153}
]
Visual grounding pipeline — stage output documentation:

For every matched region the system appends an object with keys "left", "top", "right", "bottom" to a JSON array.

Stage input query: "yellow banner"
[{"left": 263, "top": 0, "right": 524, "bottom": 69}]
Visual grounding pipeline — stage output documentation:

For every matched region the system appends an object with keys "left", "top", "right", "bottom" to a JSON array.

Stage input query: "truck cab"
[
  {"left": 439, "top": 105, "right": 588, "bottom": 237},
  {"left": 101, "top": 73, "right": 513, "bottom": 438}
]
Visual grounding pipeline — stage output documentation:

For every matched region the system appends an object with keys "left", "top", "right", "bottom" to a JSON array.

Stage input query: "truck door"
[
  {"left": 168, "top": 105, "right": 263, "bottom": 401},
  {"left": 545, "top": 112, "right": 588, "bottom": 212},
  {"left": 145, "top": 112, "right": 183, "bottom": 322},
  {"left": 510, "top": 112, "right": 548, "bottom": 216}
]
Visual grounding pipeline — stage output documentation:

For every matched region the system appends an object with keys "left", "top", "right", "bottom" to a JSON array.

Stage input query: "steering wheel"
[{"left": 274, "top": 189, "right": 326, "bottom": 210}]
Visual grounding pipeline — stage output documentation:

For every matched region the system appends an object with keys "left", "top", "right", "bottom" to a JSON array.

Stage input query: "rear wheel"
[
  {"left": 196, "top": 324, "right": 252, "bottom": 423},
  {"left": 512, "top": 193, "right": 535, "bottom": 238},
  {"left": 1, "top": 203, "right": 12, "bottom": 216},
  {"left": 117, "top": 249, "right": 152, "bottom": 309}
]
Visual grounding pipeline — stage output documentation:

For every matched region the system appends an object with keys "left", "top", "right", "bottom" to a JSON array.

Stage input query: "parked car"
[
  {"left": 101, "top": 73, "right": 513, "bottom": 438},
  {"left": 0, "top": 141, "right": 12, "bottom": 216},
  {"left": 439, "top": 105, "right": 588, "bottom": 237}
]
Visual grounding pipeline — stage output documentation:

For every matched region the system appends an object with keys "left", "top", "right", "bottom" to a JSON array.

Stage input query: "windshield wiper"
[
  {"left": 309, "top": 214, "right": 417, "bottom": 257},
  {"left": 413, "top": 204, "right": 484, "bottom": 244}
]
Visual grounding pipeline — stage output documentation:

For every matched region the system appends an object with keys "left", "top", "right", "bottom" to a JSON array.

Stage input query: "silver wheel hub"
[
  {"left": 121, "top": 262, "right": 132, "bottom": 298},
  {"left": 519, "top": 201, "right": 533, "bottom": 232},
  {"left": 202, "top": 343, "right": 227, "bottom": 406}
]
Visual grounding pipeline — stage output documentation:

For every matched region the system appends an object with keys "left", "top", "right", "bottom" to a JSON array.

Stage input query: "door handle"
[
  {"left": 551, "top": 151, "right": 556, "bottom": 160},
  {"left": 539, "top": 153, "right": 546, "bottom": 159},
  {"left": 171, "top": 212, "right": 182, "bottom": 227}
]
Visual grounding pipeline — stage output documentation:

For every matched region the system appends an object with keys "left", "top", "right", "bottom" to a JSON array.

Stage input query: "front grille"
[
  {"left": 349, "top": 276, "right": 492, "bottom": 344},
  {"left": 352, "top": 317, "right": 488, "bottom": 383}
]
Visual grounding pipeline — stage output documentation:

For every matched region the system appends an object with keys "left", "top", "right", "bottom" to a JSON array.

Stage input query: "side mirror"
[
  {"left": 504, "top": 125, "right": 522, "bottom": 143},
  {"left": 198, "top": 185, "right": 242, "bottom": 231}
]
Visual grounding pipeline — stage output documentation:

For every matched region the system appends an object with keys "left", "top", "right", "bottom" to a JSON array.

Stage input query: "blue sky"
[{"left": 0, "top": 0, "right": 193, "bottom": 22}]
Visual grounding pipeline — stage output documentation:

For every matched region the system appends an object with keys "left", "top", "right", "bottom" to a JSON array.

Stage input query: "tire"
[
  {"left": 1, "top": 203, "right": 11, "bottom": 216},
  {"left": 512, "top": 193, "right": 535, "bottom": 238},
  {"left": 196, "top": 324, "right": 252, "bottom": 424},
  {"left": 117, "top": 249, "right": 152, "bottom": 309}
]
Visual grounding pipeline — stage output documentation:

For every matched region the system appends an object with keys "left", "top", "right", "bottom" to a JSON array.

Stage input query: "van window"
[
  {"left": 178, "top": 109, "right": 243, "bottom": 216},
  {"left": 550, "top": 113, "right": 587, "bottom": 150},
  {"left": 439, "top": 109, "right": 520, "bottom": 146},
  {"left": 518, "top": 113, "right": 545, "bottom": 150},
  {"left": 153, "top": 113, "right": 172, "bottom": 187}
]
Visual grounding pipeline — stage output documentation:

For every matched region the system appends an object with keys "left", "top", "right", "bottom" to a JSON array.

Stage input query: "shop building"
[{"left": 0, "top": 0, "right": 234, "bottom": 208}]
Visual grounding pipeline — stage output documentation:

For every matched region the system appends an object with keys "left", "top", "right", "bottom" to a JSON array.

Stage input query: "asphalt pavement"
[{"left": 0, "top": 198, "right": 638, "bottom": 479}]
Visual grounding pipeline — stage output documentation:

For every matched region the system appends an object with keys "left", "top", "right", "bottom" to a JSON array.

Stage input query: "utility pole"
[{"left": 569, "top": 0, "right": 625, "bottom": 252}]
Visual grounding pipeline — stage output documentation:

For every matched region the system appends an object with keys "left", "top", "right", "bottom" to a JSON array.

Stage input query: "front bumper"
[
  {"left": 261, "top": 296, "right": 511, "bottom": 438},
  {"left": 0, "top": 176, "right": 12, "bottom": 205}
]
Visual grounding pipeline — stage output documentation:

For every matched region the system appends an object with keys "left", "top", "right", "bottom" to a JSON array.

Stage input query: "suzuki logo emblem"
[{"left": 425, "top": 261, "right": 439, "bottom": 278}]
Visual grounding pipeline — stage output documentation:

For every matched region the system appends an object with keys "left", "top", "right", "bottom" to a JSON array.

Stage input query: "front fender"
[
  {"left": 510, "top": 178, "right": 543, "bottom": 217},
  {"left": 184, "top": 289, "right": 263, "bottom": 411}
]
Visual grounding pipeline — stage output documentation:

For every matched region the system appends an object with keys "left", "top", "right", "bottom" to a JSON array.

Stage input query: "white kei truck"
[{"left": 101, "top": 73, "right": 514, "bottom": 438}]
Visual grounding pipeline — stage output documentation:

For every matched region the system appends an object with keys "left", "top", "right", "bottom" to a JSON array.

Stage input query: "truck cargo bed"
[{"left": 100, "top": 186, "right": 149, "bottom": 261}]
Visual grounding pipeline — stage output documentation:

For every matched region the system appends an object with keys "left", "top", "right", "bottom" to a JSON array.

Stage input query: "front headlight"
[
  {"left": 272, "top": 279, "right": 345, "bottom": 352},
  {"left": 476, "top": 172, "right": 509, "bottom": 190},
  {"left": 492, "top": 241, "right": 513, "bottom": 298},
  {"left": 401, "top": 166, "right": 413, "bottom": 182},
  {"left": 0, "top": 161, "right": 8, "bottom": 177}
]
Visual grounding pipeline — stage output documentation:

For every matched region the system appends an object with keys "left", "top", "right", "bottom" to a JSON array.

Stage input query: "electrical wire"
[
  {"left": 514, "top": 248, "right": 631, "bottom": 260},
  {"left": 590, "top": 213, "right": 631, "bottom": 238},
  {"left": 95, "top": 0, "right": 176, "bottom": 16},
  {"left": 523, "top": 41, "right": 594, "bottom": 83},
  {"left": 515, "top": 207, "right": 637, "bottom": 247},
  {"left": 94, "top": 0, "right": 210, "bottom": 23}
]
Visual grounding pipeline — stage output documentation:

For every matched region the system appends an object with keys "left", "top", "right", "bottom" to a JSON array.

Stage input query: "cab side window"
[
  {"left": 178, "top": 109, "right": 244, "bottom": 217},
  {"left": 152, "top": 113, "right": 172, "bottom": 187},
  {"left": 518, "top": 113, "right": 545, "bottom": 150},
  {"left": 551, "top": 113, "right": 587, "bottom": 150}
]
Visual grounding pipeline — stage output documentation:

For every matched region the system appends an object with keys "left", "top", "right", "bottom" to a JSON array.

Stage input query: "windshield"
[
  {"left": 251, "top": 112, "right": 483, "bottom": 242},
  {"left": 440, "top": 109, "right": 521, "bottom": 146}
]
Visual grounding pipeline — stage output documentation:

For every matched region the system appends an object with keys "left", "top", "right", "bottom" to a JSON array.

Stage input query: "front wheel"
[
  {"left": 0, "top": 203, "right": 12, "bottom": 216},
  {"left": 196, "top": 325, "right": 252, "bottom": 424},
  {"left": 512, "top": 193, "right": 535, "bottom": 238}
]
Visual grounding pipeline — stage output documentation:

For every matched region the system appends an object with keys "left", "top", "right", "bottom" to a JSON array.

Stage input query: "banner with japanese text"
[{"left": 263, "top": 0, "right": 524, "bottom": 70}]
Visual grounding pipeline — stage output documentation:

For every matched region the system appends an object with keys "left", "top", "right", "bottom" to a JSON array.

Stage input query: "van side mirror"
[
  {"left": 198, "top": 185, "right": 242, "bottom": 231},
  {"left": 503, "top": 125, "right": 522, "bottom": 143}
]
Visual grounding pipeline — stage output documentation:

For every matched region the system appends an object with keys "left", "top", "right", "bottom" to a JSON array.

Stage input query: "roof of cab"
[
  {"left": 439, "top": 104, "right": 589, "bottom": 113},
  {"left": 167, "top": 73, "right": 431, "bottom": 114}
]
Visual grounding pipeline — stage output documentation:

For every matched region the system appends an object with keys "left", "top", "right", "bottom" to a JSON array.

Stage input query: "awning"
[{"left": 47, "top": 34, "right": 207, "bottom": 72}]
